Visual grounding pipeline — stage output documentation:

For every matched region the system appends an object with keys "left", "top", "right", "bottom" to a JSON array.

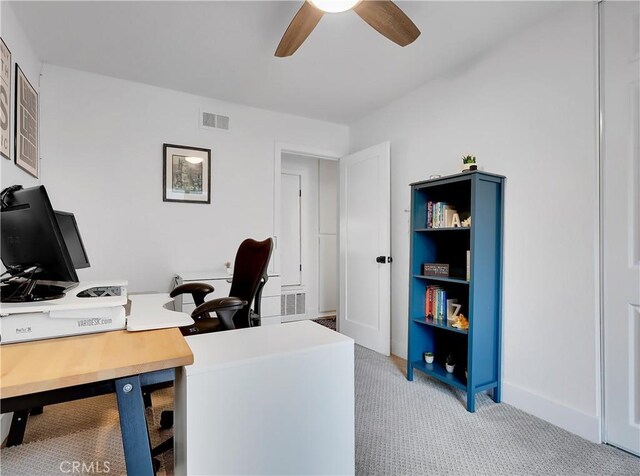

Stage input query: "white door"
[
  {"left": 339, "top": 142, "right": 391, "bottom": 355},
  {"left": 602, "top": 0, "right": 640, "bottom": 455},
  {"left": 281, "top": 172, "right": 302, "bottom": 287}
]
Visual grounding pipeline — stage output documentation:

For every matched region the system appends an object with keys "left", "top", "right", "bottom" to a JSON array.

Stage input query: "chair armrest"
[
  {"left": 192, "top": 297, "right": 247, "bottom": 315},
  {"left": 170, "top": 283, "right": 215, "bottom": 307},
  {"left": 170, "top": 282, "right": 215, "bottom": 297},
  {"left": 192, "top": 297, "right": 247, "bottom": 330}
]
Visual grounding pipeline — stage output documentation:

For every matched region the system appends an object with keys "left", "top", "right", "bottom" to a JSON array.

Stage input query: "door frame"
[
  {"left": 596, "top": 0, "right": 605, "bottom": 445},
  {"left": 273, "top": 142, "right": 342, "bottom": 317}
]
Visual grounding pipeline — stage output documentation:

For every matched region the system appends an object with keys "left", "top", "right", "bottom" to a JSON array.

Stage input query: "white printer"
[{"left": 0, "top": 280, "right": 128, "bottom": 344}]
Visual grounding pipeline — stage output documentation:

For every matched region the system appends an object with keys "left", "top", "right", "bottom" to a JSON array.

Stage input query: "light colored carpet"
[
  {"left": 0, "top": 389, "right": 174, "bottom": 476},
  {"left": 355, "top": 345, "right": 640, "bottom": 475},
  {"left": 1, "top": 343, "right": 638, "bottom": 475}
]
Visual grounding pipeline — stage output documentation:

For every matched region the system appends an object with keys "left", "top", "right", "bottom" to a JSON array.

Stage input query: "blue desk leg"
[
  {"left": 6, "top": 410, "right": 29, "bottom": 447},
  {"left": 115, "top": 375, "right": 155, "bottom": 476}
]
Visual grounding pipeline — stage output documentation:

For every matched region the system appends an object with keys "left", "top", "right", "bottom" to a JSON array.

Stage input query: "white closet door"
[
  {"left": 339, "top": 142, "right": 391, "bottom": 355},
  {"left": 281, "top": 172, "right": 302, "bottom": 287},
  {"left": 602, "top": 0, "right": 640, "bottom": 455}
]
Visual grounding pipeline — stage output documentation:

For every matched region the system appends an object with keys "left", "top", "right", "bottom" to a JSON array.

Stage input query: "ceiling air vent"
[{"left": 201, "top": 111, "right": 230, "bottom": 132}]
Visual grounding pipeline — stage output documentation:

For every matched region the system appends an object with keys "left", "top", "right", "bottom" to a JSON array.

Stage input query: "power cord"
[{"left": 0, "top": 265, "right": 41, "bottom": 283}]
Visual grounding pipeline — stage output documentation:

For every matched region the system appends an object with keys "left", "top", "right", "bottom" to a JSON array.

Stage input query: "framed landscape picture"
[
  {"left": 163, "top": 144, "right": 211, "bottom": 204},
  {"left": 1, "top": 37, "right": 11, "bottom": 160},
  {"left": 15, "top": 64, "right": 38, "bottom": 177}
]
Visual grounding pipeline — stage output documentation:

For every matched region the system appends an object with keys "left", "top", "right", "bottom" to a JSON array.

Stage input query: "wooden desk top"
[{"left": 0, "top": 328, "right": 193, "bottom": 399}]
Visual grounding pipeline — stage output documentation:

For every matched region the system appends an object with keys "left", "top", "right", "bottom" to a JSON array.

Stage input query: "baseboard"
[
  {"left": 391, "top": 339, "right": 407, "bottom": 360},
  {"left": 281, "top": 314, "right": 308, "bottom": 323},
  {"left": 316, "top": 311, "right": 336, "bottom": 319},
  {"left": 502, "top": 381, "right": 601, "bottom": 443},
  {"left": 261, "top": 315, "right": 281, "bottom": 326},
  {"left": 1, "top": 413, "right": 13, "bottom": 445}
]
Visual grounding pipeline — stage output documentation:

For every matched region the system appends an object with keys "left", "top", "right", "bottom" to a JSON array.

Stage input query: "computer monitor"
[
  {"left": 55, "top": 211, "right": 90, "bottom": 270},
  {"left": 1, "top": 186, "right": 84, "bottom": 302}
]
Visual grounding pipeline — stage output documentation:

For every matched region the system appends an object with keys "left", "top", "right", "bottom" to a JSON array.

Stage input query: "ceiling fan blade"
[
  {"left": 275, "top": 1, "right": 324, "bottom": 57},
  {"left": 353, "top": 0, "right": 421, "bottom": 47}
]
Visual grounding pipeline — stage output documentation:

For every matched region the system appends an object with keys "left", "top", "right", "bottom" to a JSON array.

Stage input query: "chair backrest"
[{"left": 228, "top": 238, "right": 274, "bottom": 328}]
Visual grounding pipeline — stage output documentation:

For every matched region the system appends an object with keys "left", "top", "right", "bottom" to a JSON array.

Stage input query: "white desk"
[
  {"left": 174, "top": 320, "right": 355, "bottom": 475},
  {"left": 174, "top": 270, "right": 281, "bottom": 325}
]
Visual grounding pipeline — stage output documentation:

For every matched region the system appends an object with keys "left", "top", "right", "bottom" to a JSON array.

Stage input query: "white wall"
[
  {"left": 39, "top": 64, "right": 348, "bottom": 292},
  {"left": 318, "top": 159, "right": 338, "bottom": 313},
  {"left": 0, "top": 1, "right": 43, "bottom": 444},
  {"left": 349, "top": 3, "right": 600, "bottom": 441},
  {"left": 0, "top": 1, "right": 42, "bottom": 189}
]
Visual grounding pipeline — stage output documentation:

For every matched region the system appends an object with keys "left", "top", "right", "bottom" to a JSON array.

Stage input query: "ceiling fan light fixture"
[{"left": 309, "top": 0, "right": 360, "bottom": 13}]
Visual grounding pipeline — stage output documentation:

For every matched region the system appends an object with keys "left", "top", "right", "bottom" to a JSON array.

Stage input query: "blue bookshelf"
[{"left": 406, "top": 171, "right": 505, "bottom": 412}]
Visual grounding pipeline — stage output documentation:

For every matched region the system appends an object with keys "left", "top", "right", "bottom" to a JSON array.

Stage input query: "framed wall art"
[
  {"left": 0, "top": 37, "right": 11, "bottom": 160},
  {"left": 15, "top": 64, "right": 38, "bottom": 177},
  {"left": 163, "top": 143, "right": 211, "bottom": 204}
]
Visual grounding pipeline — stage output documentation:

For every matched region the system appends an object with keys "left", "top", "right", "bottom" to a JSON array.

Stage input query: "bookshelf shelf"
[
  {"left": 414, "top": 227, "right": 471, "bottom": 232},
  {"left": 407, "top": 171, "right": 505, "bottom": 412},
  {"left": 412, "top": 317, "right": 469, "bottom": 335},
  {"left": 413, "top": 275, "right": 469, "bottom": 285},
  {"left": 410, "top": 360, "right": 467, "bottom": 391}
]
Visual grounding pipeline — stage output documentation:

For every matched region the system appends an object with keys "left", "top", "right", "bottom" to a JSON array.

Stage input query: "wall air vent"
[
  {"left": 201, "top": 111, "right": 230, "bottom": 131},
  {"left": 281, "top": 292, "right": 306, "bottom": 316}
]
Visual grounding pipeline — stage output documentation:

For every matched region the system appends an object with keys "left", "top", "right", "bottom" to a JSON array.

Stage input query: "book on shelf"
[
  {"left": 425, "top": 287, "right": 430, "bottom": 317},
  {"left": 444, "top": 205, "right": 456, "bottom": 228},
  {"left": 466, "top": 250, "right": 470, "bottom": 281},
  {"left": 425, "top": 285, "right": 448, "bottom": 321},
  {"left": 425, "top": 286, "right": 439, "bottom": 318},
  {"left": 423, "top": 263, "right": 449, "bottom": 277},
  {"left": 426, "top": 201, "right": 459, "bottom": 228}
]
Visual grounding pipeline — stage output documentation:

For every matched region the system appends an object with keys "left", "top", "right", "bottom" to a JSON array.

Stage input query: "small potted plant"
[
  {"left": 461, "top": 155, "right": 477, "bottom": 172},
  {"left": 445, "top": 353, "right": 455, "bottom": 373},
  {"left": 423, "top": 351, "right": 434, "bottom": 364}
]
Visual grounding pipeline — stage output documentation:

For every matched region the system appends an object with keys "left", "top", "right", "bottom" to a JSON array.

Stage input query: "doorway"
[
  {"left": 279, "top": 152, "right": 339, "bottom": 323},
  {"left": 273, "top": 141, "right": 392, "bottom": 356}
]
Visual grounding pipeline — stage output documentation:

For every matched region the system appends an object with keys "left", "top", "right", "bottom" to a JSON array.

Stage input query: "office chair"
[
  {"left": 150, "top": 237, "right": 274, "bottom": 468},
  {"left": 171, "top": 237, "right": 274, "bottom": 334}
]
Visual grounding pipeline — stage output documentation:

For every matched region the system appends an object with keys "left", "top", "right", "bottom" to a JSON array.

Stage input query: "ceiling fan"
[{"left": 275, "top": 0, "right": 421, "bottom": 57}]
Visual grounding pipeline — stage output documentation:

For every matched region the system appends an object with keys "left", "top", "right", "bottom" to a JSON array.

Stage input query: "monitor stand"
[{"left": 0, "top": 280, "right": 67, "bottom": 303}]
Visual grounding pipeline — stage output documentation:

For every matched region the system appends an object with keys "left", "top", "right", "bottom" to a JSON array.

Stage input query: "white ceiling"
[{"left": 10, "top": 1, "right": 561, "bottom": 124}]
